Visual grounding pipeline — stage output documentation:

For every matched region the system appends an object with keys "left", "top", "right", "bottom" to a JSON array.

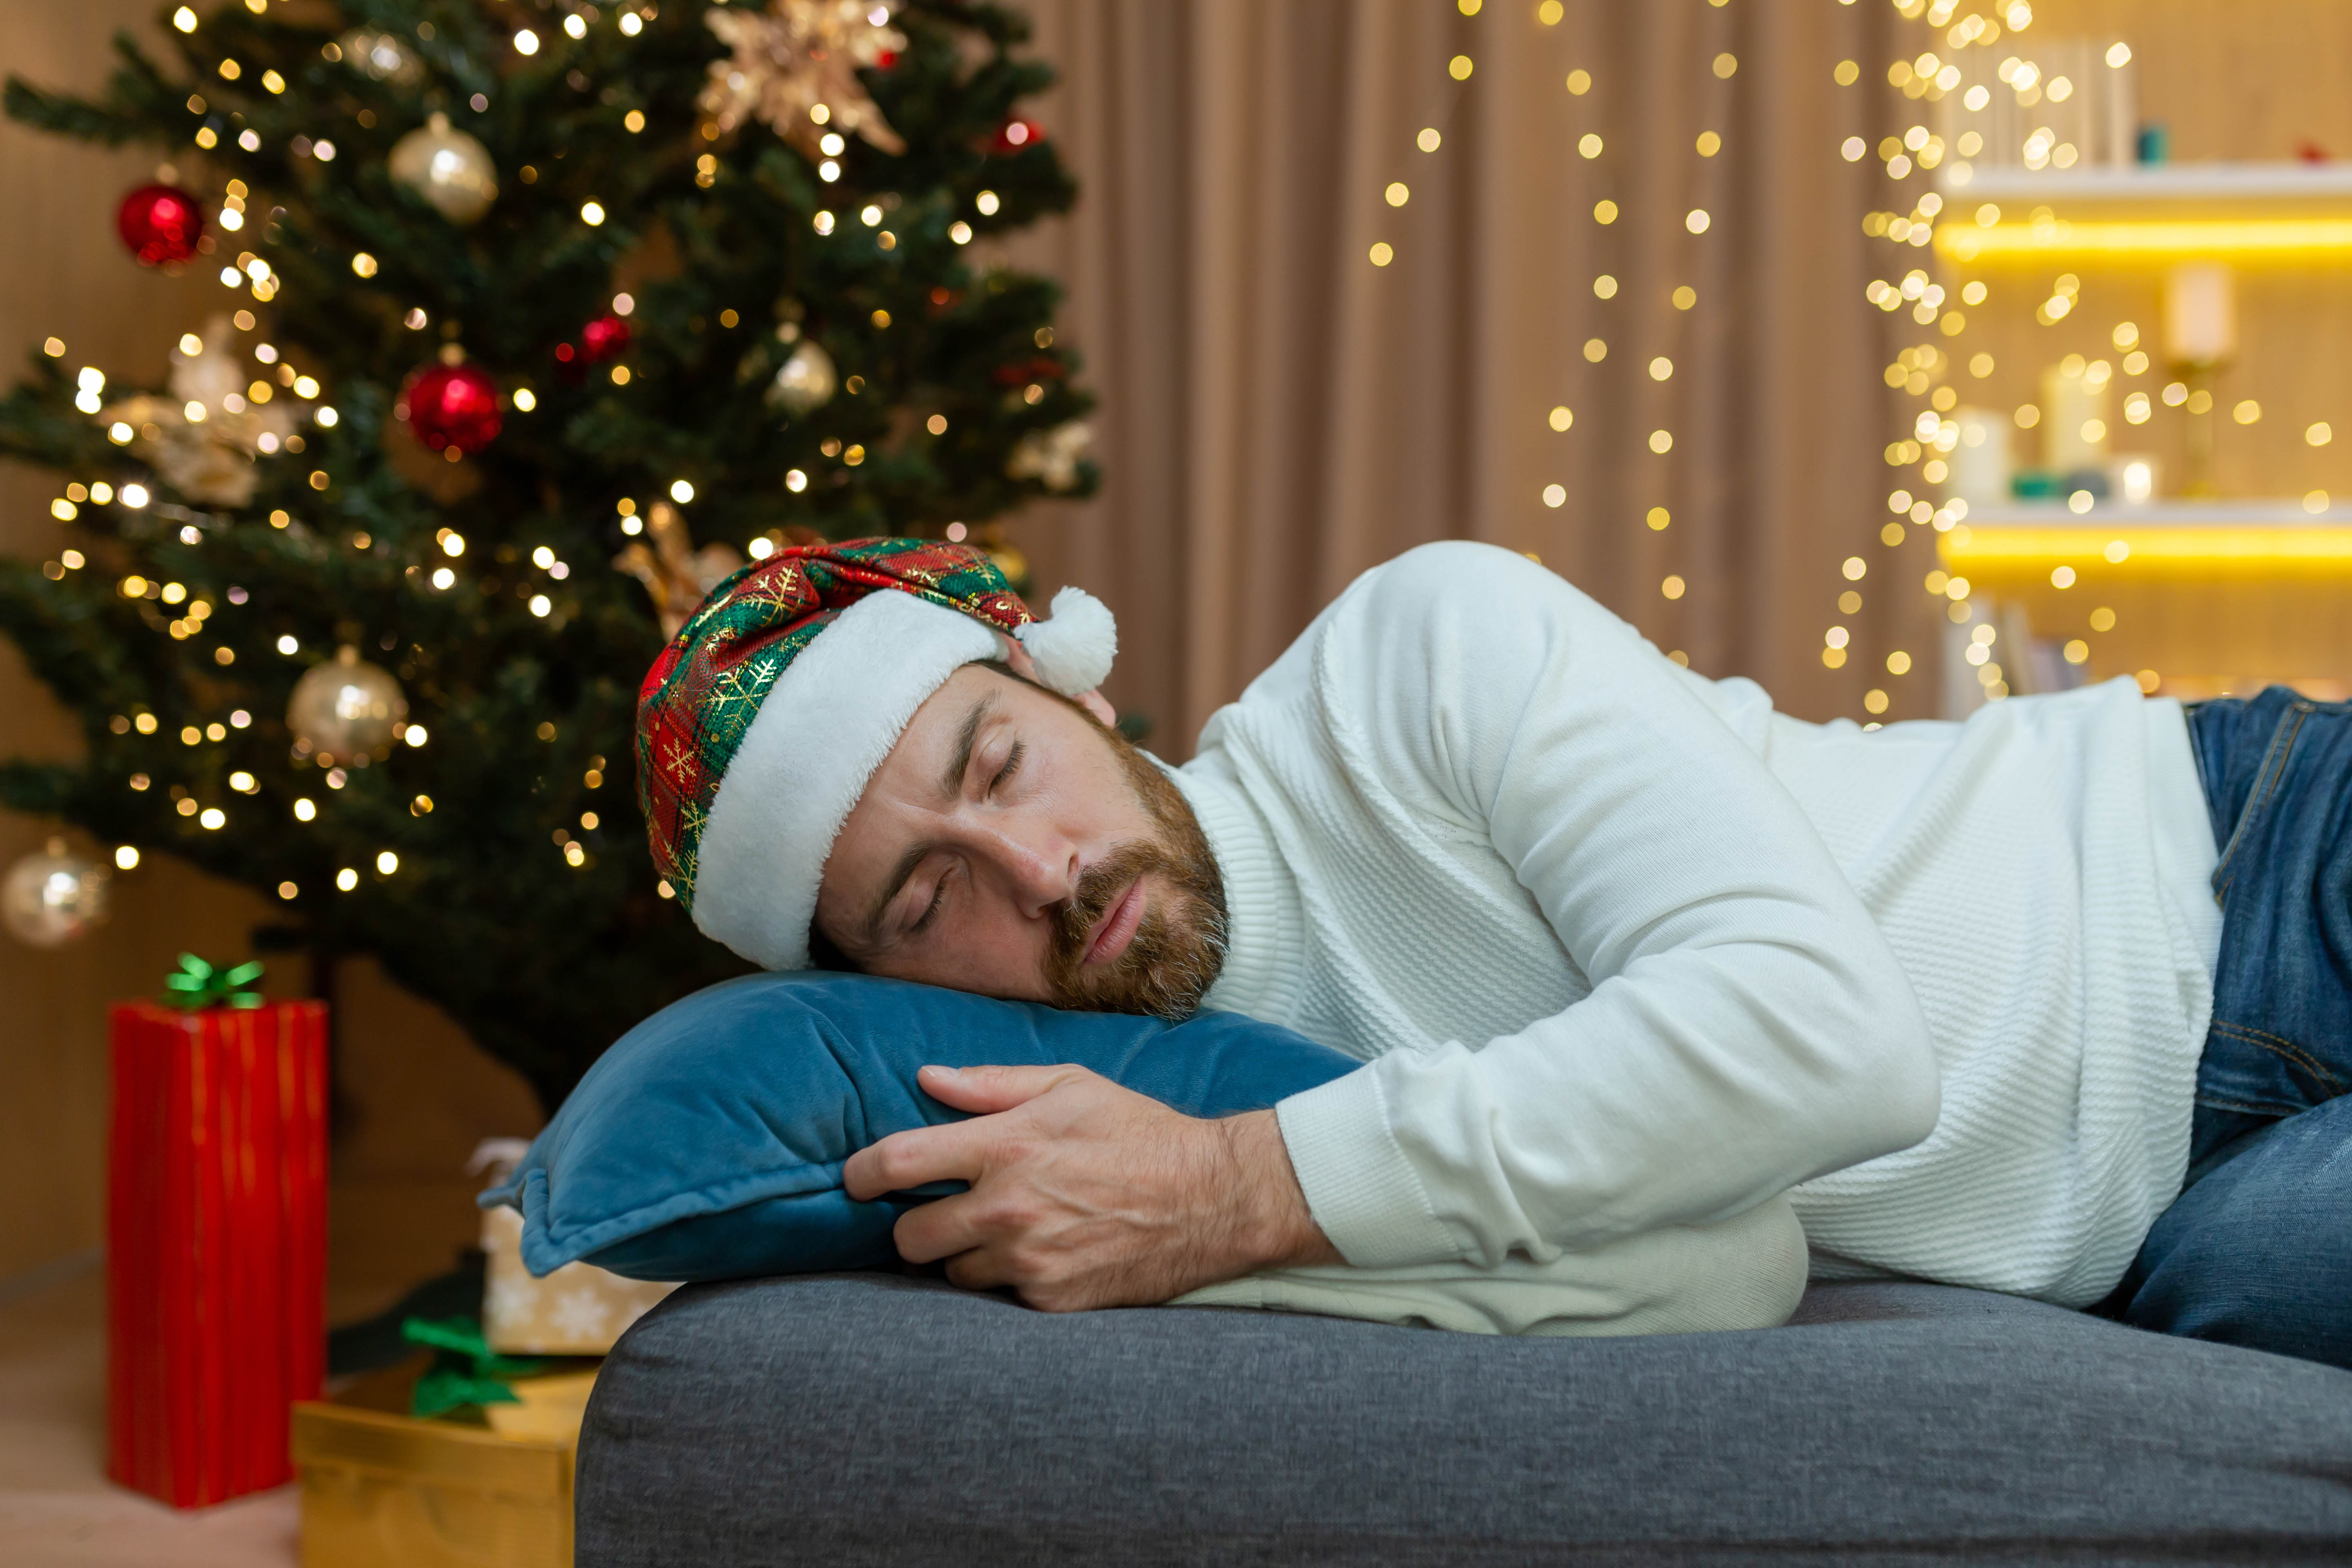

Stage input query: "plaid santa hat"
[{"left": 635, "top": 537, "right": 1116, "bottom": 971}]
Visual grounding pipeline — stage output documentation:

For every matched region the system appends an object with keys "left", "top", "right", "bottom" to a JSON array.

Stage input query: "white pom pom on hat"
[{"left": 1014, "top": 586, "right": 1118, "bottom": 696}]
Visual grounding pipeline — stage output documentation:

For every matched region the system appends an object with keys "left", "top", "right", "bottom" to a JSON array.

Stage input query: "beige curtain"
[{"left": 1001, "top": 0, "right": 1928, "bottom": 753}]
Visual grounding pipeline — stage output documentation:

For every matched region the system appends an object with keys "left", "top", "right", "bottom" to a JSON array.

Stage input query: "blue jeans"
[{"left": 2101, "top": 687, "right": 2352, "bottom": 1368}]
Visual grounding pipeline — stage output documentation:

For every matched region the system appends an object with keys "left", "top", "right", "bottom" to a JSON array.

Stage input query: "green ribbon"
[
  {"left": 159, "top": 953, "right": 266, "bottom": 1011},
  {"left": 401, "top": 1315, "right": 547, "bottom": 1420}
]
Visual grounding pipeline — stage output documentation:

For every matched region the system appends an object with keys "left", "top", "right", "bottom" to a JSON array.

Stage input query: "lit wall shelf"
[
  {"left": 1939, "top": 506, "right": 2352, "bottom": 689},
  {"left": 1956, "top": 499, "right": 2351, "bottom": 526},
  {"left": 1942, "top": 164, "right": 2352, "bottom": 213},
  {"left": 1933, "top": 163, "right": 2352, "bottom": 262},
  {"left": 1944, "top": 505, "right": 2352, "bottom": 575}
]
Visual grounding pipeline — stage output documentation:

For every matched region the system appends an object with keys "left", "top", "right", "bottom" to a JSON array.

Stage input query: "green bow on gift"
[
  {"left": 401, "top": 1315, "right": 548, "bottom": 1419},
  {"left": 159, "top": 953, "right": 266, "bottom": 1011}
]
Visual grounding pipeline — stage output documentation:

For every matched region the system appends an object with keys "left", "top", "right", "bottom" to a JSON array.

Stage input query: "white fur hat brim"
[{"left": 689, "top": 591, "right": 1000, "bottom": 971}]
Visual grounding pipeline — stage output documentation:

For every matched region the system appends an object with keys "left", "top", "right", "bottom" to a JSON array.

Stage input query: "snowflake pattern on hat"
[{"left": 635, "top": 538, "right": 1035, "bottom": 911}]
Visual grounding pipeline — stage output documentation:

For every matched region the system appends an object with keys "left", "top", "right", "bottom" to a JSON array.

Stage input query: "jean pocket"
[{"left": 2196, "top": 1018, "right": 2347, "bottom": 1119}]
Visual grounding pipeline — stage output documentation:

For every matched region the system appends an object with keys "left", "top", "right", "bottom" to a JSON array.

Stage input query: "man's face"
[{"left": 814, "top": 664, "right": 1227, "bottom": 1016}]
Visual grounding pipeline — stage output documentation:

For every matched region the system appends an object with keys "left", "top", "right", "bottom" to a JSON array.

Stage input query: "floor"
[
  {"left": 0, "top": 1176, "right": 487, "bottom": 1568},
  {"left": 0, "top": 1263, "right": 300, "bottom": 1567}
]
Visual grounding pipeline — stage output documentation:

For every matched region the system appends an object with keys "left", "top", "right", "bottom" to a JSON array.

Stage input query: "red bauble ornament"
[
  {"left": 401, "top": 363, "right": 503, "bottom": 455},
  {"left": 989, "top": 117, "right": 1047, "bottom": 155},
  {"left": 116, "top": 184, "right": 206, "bottom": 267},
  {"left": 991, "top": 356, "right": 1065, "bottom": 387},
  {"left": 579, "top": 314, "right": 632, "bottom": 364}
]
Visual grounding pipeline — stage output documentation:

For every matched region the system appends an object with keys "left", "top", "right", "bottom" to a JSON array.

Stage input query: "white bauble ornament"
[
  {"left": 339, "top": 27, "right": 425, "bottom": 86},
  {"left": 389, "top": 113, "right": 499, "bottom": 225},
  {"left": 766, "top": 340, "right": 838, "bottom": 416},
  {"left": 288, "top": 646, "right": 409, "bottom": 766},
  {"left": 2, "top": 838, "right": 110, "bottom": 949}
]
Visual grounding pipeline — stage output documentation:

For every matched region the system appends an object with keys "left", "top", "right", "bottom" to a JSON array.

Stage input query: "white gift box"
[{"left": 474, "top": 1139, "right": 678, "bottom": 1356}]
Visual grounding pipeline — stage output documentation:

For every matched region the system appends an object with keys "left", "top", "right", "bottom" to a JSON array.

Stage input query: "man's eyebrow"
[{"left": 941, "top": 695, "right": 992, "bottom": 800}]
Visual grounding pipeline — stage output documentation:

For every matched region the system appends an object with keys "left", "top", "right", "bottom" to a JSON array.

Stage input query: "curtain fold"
[{"left": 1002, "top": 0, "right": 1922, "bottom": 754}]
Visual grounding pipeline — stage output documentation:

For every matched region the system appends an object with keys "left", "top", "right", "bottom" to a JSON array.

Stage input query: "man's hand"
[{"left": 840, "top": 1064, "right": 1342, "bottom": 1312}]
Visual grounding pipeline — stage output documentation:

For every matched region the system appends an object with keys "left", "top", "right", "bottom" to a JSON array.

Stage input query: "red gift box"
[{"left": 107, "top": 998, "right": 329, "bottom": 1508}]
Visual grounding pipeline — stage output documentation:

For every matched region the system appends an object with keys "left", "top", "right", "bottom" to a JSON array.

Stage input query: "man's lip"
[{"left": 1083, "top": 878, "right": 1146, "bottom": 967}]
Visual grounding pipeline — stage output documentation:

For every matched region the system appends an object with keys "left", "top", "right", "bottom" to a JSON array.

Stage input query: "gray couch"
[{"left": 577, "top": 1272, "right": 2352, "bottom": 1565}]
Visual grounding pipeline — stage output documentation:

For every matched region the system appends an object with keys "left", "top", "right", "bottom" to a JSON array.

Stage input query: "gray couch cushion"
[{"left": 577, "top": 1273, "right": 2352, "bottom": 1566}]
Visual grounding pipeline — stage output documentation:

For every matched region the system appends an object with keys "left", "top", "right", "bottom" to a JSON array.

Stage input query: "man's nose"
[{"left": 964, "top": 813, "right": 1080, "bottom": 918}]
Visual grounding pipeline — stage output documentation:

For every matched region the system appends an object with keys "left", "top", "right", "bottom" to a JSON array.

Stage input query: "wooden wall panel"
[{"left": 0, "top": 0, "right": 226, "bottom": 1283}]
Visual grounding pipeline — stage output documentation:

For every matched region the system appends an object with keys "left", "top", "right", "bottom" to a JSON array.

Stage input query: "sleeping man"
[{"left": 635, "top": 537, "right": 2351, "bottom": 1367}]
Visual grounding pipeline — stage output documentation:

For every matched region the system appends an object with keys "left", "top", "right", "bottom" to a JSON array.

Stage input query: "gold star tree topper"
[
  {"left": 700, "top": 0, "right": 908, "bottom": 158},
  {"left": 613, "top": 501, "right": 747, "bottom": 639}
]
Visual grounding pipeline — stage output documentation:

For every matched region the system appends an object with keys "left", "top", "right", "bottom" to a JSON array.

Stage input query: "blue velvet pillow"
[{"left": 479, "top": 971, "right": 1359, "bottom": 1283}]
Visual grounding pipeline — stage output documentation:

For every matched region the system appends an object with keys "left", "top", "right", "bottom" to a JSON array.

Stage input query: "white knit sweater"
[{"left": 1175, "top": 542, "right": 2220, "bottom": 1308}]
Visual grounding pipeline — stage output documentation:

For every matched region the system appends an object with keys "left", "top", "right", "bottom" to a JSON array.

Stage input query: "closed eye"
[
  {"left": 989, "top": 739, "right": 1025, "bottom": 795},
  {"left": 909, "top": 869, "right": 952, "bottom": 935}
]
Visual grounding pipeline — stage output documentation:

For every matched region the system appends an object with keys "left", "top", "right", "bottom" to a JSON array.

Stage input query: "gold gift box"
[{"left": 291, "top": 1357, "right": 599, "bottom": 1568}]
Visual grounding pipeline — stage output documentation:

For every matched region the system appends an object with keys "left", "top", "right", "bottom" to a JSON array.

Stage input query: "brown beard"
[{"left": 1039, "top": 722, "right": 1229, "bottom": 1018}]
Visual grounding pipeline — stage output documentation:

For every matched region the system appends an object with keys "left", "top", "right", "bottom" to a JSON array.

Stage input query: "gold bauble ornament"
[
  {"left": 288, "top": 646, "right": 409, "bottom": 766},
  {"left": 389, "top": 112, "right": 499, "bottom": 225},
  {"left": 2, "top": 837, "right": 110, "bottom": 949}
]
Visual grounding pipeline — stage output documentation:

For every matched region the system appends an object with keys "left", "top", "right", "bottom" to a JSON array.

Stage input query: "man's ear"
[
  {"left": 996, "top": 634, "right": 1117, "bottom": 727},
  {"left": 996, "top": 633, "right": 1045, "bottom": 686},
  {"left": 805, "top": 920, "right": 858, "bottom": 973}
]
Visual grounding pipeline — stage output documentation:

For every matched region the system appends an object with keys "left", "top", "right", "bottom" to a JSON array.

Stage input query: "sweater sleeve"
[{"left": 1273, "top": 542, "right": 1940, "bottom": 1269}]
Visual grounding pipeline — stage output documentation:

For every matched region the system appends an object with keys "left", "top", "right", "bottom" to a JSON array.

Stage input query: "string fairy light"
[
  {"left": 1540, "top": 6, "right": 1731, "bottom": 663},
  {"left": 1840, "top": 0, "right": 2038, "bottom": 719},
  {"left": 1333, "top": 4, "right": 1748, "bottom": 660},
  {"left": 1365, "top": 48, "right": 1476, "bottom": 270},
  {"left": 1850, "top": 0, "right": 2302, "bottom": 716}
]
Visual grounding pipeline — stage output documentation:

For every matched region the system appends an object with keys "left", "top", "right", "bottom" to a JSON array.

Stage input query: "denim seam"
[
  {"left": 2192, "top": 1093, "right": 2295, "bottom": 1116},
  {"left": 2210, "top": 1016, "right": 2342, "bottom": 1077},
  {"left": 2216, "top": 703, "right": 2307, "bottom": 895},
  {"left": 2183, "top": 697, "right": 2226, "bottom": 863},
  {"left": 2211, "top": 702, "right": 2310, "bottom": 904},
  {"left": 2208, "top": 1019, "right": 2348, "bottom": 1097}
]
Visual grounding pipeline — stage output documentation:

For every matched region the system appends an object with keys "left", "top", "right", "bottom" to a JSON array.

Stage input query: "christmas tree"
[{"left": 0, "top": 0, "right": 1096, "bottom": 1109}]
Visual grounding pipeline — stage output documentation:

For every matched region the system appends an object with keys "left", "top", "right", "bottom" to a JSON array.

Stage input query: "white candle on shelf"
[
  {"left": 2164, "top": 263, "right": 2237, "bottom": 366},
  {"left": 2102, "top": 43, "right": 2138, "bottom": 167},
  {"left": 2042, "top": 39, "right": 2092, "bottom": 169},
  {"left": 1947, "top": 407, "right": 2011, "bottom": 507},
  {"left": 2110, "top": 454, "right": 2160, "bottom": 504},
  {"left": 2042, "top": 358, "right": 2111, "bottom": 474}
]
